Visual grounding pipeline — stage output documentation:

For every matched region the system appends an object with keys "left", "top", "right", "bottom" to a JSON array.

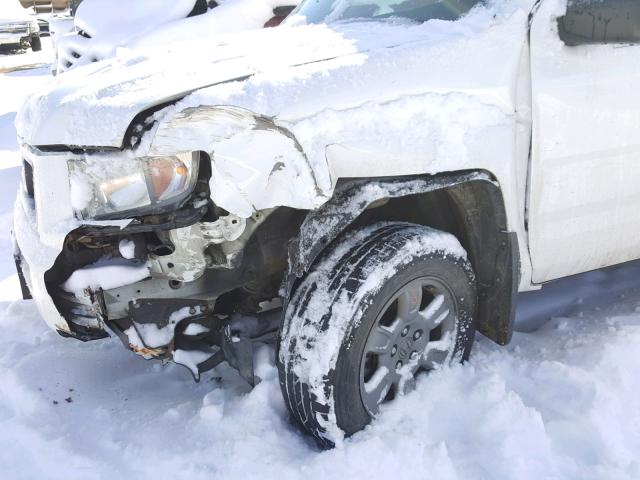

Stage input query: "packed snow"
[
  {"left": 118, "top": 238, "right": 136, "bottom": 260},
  {"left": 61, "top": 260, "right": 150, "bottom": 293},
  {"left": 3, "top": 19, "right": 640, "bottom": 480}
]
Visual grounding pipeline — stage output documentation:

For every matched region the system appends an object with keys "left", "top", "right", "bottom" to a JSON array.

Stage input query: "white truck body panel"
[{"left": 529, "top": 0, "right": 640, "bottom": 282}]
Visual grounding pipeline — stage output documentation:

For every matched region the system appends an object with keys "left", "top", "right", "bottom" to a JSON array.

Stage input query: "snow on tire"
[{"left": 277, "top": 222, "right": 477, "bottom": 448}]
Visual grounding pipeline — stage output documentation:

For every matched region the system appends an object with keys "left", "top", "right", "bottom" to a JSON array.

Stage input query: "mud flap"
[
  {"left": 197, "top": 326, "right": 257, "bottom": 386},
  {"left": 222, "top": 326, "right": 257, "bottom": 386},
  {"left": 14, "top": 254, "right": 32, "bottom": 300}
]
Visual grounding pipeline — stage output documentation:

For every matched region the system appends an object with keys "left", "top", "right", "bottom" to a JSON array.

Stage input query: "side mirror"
[{"left": 558, "top": 0, "right": 640, "bottom": 46}]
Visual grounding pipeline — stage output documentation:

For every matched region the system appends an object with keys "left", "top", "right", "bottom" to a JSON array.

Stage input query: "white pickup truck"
[{"left": 12, "top": 0, "right": 640, "bottom": 446}]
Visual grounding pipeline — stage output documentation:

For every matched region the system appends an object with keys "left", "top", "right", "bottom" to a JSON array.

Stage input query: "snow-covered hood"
[
  {"left": 17, "top": 21, "right": 462, "bottom": 148},
  {"left": 18, "top": 0, "right": 533, "bottom": 149}
]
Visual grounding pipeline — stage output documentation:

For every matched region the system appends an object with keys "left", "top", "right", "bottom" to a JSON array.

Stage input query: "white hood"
[
  {"left": 18, "top": 0, "right": 534, "bottom": 150},
  {"left": 17, "top": 22, "right": 413, "bottom": 148}
]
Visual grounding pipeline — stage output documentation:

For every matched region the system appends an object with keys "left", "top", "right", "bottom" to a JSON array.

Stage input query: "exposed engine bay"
[{"left": 20, "top": 156, "right": 306, "bottom": 382}]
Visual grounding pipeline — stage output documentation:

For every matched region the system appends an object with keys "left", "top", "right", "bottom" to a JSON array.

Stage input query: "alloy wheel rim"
[{"left": 359, "top": 276, "right": 457, "bottom": 416}]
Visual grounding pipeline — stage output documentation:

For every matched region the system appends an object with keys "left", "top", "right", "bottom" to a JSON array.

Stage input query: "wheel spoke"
[
  {"left": 418, "top": 293, "right": 450, "bottom": 331},
  {"left": 421, "top": 343, "right": 450, "bottom": 369},
  {"left": 398, "top": 373, "right": 416, "bottom": 395},
  {"left": 362, "top": 366, "right": 395, "bottom": 409},
  {"left": 366, "top": 326, "right": 395, "bottom": 354},
  {"left": 361, "top": 275, "right": 461, "bottom": 416},
  {"left": 397, "top": 281, "right": 423, "bottom": 318}
]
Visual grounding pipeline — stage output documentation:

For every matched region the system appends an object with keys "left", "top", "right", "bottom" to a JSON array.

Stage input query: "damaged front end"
[{"left": 13, "top": 106, "right": 322, "bottom": 383}]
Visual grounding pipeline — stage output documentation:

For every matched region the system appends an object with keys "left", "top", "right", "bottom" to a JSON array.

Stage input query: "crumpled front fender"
[{"left": 148, "top": 105, "right": 331, "bottom": 218}]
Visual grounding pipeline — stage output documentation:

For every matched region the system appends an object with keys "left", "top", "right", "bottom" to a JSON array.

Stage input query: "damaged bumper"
[
  {"left": 12, "top": 103, "right": 326, "bottom": 380},
  {"left": 13, "top": 193, "right": 77, "bottom": 336},
  {"left": 12, "top": 145, "right": 298, "bottom": 381},
  {"left": 12, "top": 146, "right": 137, "bottom": 339},
  {"left": 14, "top": 188, "right": 274, "bottom": 380}
]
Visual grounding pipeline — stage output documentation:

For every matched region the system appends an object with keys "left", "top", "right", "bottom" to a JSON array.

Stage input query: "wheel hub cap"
[{"left": 359, "top": 276, "right": 457, "bottom": 416}]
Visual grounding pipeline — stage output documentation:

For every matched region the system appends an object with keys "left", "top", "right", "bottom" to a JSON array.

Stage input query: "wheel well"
[{"left": 291, "top": 173, "right": 519, "bottom": 345}]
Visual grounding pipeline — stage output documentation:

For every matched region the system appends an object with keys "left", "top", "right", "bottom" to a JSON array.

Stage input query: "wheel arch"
[{"left": 286, "top": 170, "right": 519, "bottom": 345}]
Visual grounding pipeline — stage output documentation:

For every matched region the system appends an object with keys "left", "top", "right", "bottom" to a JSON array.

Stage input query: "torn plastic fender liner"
[
  {"left": 148, "top": 105, "right": 330, "bottom": 218},
  {"left": 284, "top": 171, "right": 519, "bottom": 346}
]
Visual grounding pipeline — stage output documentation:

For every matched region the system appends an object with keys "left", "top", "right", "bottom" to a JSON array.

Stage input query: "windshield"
[{"left": 290, "top": 0, "right": 483, "bottom": 24}]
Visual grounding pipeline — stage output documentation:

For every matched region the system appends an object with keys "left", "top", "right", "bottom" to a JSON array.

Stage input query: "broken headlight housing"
[{"left": 69, "top": 152, "right": 200, "bottom": 220}]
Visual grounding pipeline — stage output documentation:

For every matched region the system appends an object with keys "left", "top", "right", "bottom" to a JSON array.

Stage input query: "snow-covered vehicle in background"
[
  {"left": 0, "top": 0, "right": 41, "bottom": 51},
  {"left": 53, "top": 0, "right": 298, "bottom": 74},
  {"left": 12, "top": 0, "right": 640, "bottom": 447}
]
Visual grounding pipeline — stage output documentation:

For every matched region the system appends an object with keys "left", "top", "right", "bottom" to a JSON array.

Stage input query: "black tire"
[
  {"left": 277, "top": 222, "right": 477, "bottom": 448},
  {"left": 30, "top": 35, "right": 42, "bottom": 52}
]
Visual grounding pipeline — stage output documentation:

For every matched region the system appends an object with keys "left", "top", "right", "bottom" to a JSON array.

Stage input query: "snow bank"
[{"left": 2, "top": 270, "right": 640, "bottom": 479}]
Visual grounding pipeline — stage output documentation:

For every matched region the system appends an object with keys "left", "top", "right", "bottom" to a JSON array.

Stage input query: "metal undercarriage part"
[{"left": 36, "top": 205, "right": 304, "bottom": 382}]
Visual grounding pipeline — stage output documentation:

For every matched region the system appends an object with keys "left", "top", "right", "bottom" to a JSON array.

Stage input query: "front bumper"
[
  {"left": 12, "top": 146, "right": 131, "bottom": 339},
  {"left": 13, "top": 192, "right": 75, "bottom": 335}
]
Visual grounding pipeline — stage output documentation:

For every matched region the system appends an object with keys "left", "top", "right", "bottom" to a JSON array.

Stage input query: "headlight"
[{"left": 69, "top": 152, "right": 200, "bottom": 219}]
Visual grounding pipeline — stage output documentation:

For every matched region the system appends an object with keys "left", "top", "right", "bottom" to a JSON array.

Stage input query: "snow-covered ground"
[{"left": 2, "top": 41, "right": 640, "bottom": 480}]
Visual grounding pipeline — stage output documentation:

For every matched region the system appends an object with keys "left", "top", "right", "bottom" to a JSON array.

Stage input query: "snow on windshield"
[
  {"left": 54, "top": 0, "right": 301, "bottom": 74},
  {"left": 129, "top": 0, "right": 301, "bottom": 53},
  {"left": 294, "top": 0, "right": 483, "bottom": 24}
]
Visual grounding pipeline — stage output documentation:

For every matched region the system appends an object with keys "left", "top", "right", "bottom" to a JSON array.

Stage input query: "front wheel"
[{"left": 278, "top": 222, "right": 477, "bottom": 448}]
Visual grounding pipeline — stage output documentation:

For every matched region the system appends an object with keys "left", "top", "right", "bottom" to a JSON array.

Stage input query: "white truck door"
[{"left": 528, "top": 0, "right": 640, "bottom": 283}]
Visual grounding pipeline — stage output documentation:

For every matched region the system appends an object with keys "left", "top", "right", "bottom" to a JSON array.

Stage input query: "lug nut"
[
  {"left": 413, "top": 330, "right": 422, "bottom": 340},
  {"left": 410, "top": 351, "right": 418, "bottom": 360},
  {"left": 401, "top": 326, "right": 410, "bottom": 337},
  {"left": 189, "top": 307, "right": 197, "bottom": 315},
  {"left": 396, "top": 361, "right": 403, "bottom": 370},
  {"left": 391, "top": 345, "right": 397, "bottom": 356}
]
